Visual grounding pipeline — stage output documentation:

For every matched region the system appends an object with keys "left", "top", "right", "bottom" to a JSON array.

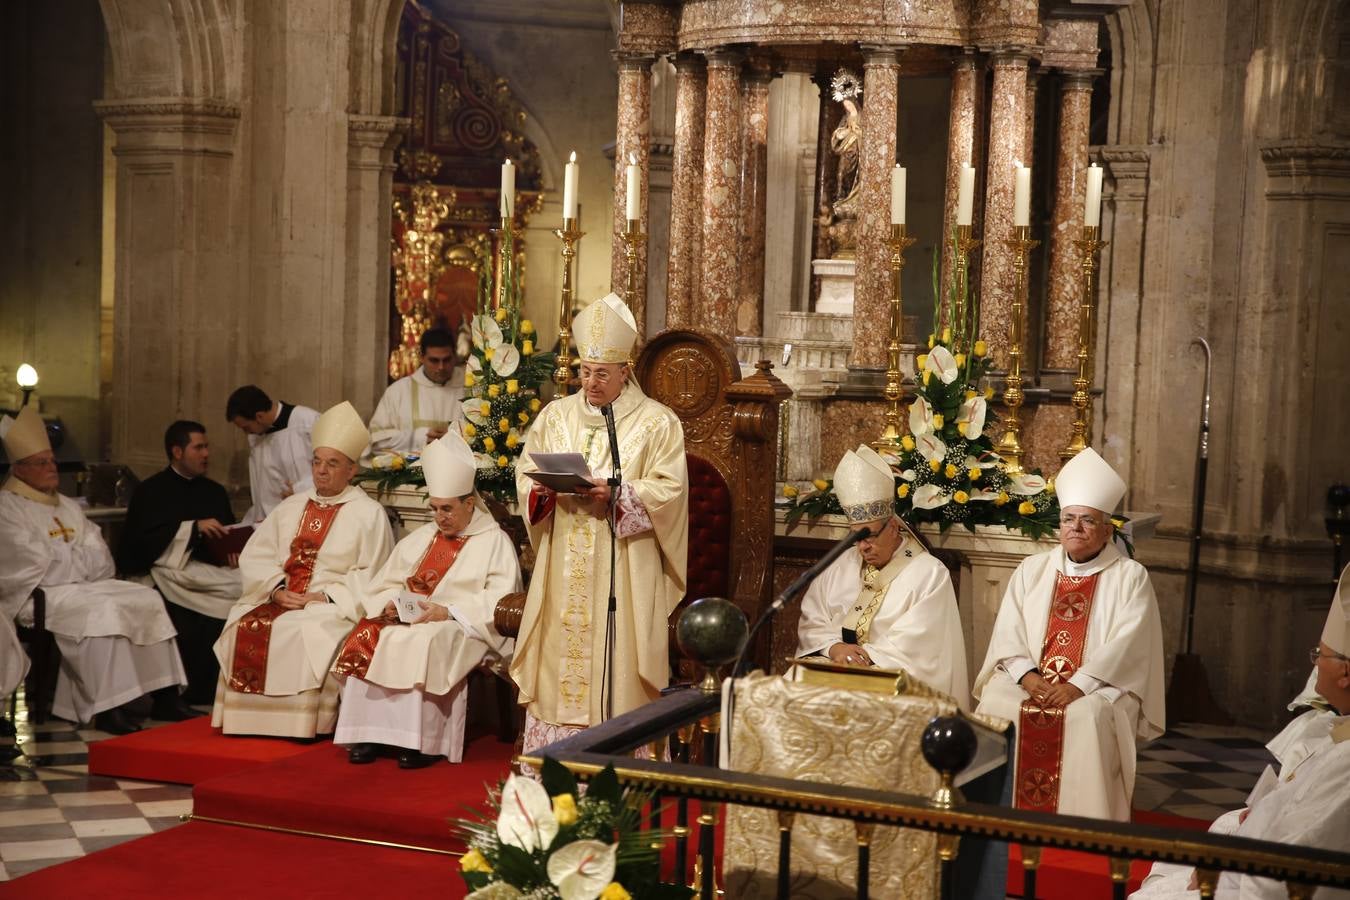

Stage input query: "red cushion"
[{"left": 684, "top": 453, "right": 732, "bottom": 603}]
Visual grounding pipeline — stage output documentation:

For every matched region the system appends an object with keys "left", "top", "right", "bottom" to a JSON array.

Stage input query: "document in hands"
[
  {"left": 524, "top": 452, "right": 596, "bottom": 494},
  {"left": 395, "top": 589, "right": 424, "bottom": 624}
]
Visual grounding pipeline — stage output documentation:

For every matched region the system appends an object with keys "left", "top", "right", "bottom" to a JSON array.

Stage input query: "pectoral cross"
[{"left": 49, "top": 517, "right": 75, "bottom": 543}]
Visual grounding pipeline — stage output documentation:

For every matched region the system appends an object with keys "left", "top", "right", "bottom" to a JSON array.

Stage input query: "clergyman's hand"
[
  {"left": 382, "top": 600, "right": 398, "bottom": 619},
  {"left": 426, "top": 425, "right": 449, "bottom": 441},
  {"left": 271, "top": 588, "right": 310, "bottom": 610},
  {"left": 413, "top": 600, "right": 449, "bottom": 624},
  {"left": 1041, "top": 682, "right": 1084, "bottom": 709},
  {"left": 827, "top": 642, "right": 872, "bottom": 667},
  {"left": 197, "top": 518, "right": 228, "bottom": 540}
]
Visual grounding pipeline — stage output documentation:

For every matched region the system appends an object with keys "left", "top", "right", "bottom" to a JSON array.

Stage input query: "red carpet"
[
  {"left": 0, "top": 822, "right": 467, "bottom": 899},
  {"left": 190, "top": 734, "right": 514, "bottom": 852},
  {"left": 86, "top": 717, "right": 318, "bottom": 785}
]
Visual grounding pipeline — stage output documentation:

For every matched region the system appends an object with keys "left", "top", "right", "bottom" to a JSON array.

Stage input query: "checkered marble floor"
[{"left": 1132, "top": 723, "right": 1277, "bottom": 822}]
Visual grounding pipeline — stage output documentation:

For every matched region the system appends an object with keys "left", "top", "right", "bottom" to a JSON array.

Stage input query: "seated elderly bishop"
[
  {"left": 331, "top": 433, "right": 522, "bottom": 769},
  {"left": 211, "top": 401, "right": 394, "bottom": 738},
  {"left": 796, "top": 445, "right": 970, "bottom": 705},
  {"left": 0, "top": 406, "right": 192, "bottom": 735},
  {"left": 974, "top": 448, "right": 1165, "bottom": 821}
]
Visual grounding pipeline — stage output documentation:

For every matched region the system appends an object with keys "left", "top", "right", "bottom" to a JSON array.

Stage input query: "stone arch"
[
  {"left": 1261, "top": 0, "right": 1347, "bottom": 139},
  {"left": 97, "top": 0, "right": 240, "bottom": 101},
  {"left": 349, "top": 0, "right": 408, "bottom": 116},
  {"left": 1102, "top": 0, "right": 1156, "bottom": 146}
]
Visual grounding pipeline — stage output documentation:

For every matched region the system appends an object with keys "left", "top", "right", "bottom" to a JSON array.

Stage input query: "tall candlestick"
[
  {"left": 625, "top": 152, "right": 640, "bottom": 222},
  {"left": 1013, "top": 160, "right": 1031, "bottom": 227},
  {"left": 956, "top": 163, "right": 975, "bottom": 226},
  {"left": 1084, "top": 162, "right": 1103, "bottom": 228},
  {"left": 562, "top": 151, "right": 578, "bottom": 222},
  {"left": 500, "top": 158, "right": 515, "bottom": 218},
  {"left": 890, "top": 164, "right": 907, "bottom": 226}
]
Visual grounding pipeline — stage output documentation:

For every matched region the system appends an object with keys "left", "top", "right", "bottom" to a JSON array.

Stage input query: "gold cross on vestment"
[{"left": 48, "top": 517, "right": 75, "bottom": 543}]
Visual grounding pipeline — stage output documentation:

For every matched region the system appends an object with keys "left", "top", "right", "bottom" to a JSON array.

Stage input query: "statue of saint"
[{"left": 820, "top": 70, "right": 862, "bottom": 258}]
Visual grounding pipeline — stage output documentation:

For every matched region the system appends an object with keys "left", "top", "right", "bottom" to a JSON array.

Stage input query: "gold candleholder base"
[
  {"left": 873, "top": 223, "right": 918, "bottom": 452},
  {"left": 619, "top": 218, "right": 646, "bottom": 312},
  {"left": 950, "top": 224, "right": 982, "bottom": 351},
  {"left": 1059, "top": 225, "right": 1108, "bottom": 461},
  {"left": 996, "top": 225, "right": 1040, "bottom": 475},
  {"left": 552, "top": 217, "right": 585, "bottom": 394}
]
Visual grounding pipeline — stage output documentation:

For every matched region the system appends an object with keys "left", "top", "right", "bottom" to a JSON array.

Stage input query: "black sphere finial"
[{"left": 921, "top": 715, "right": 978, "bottom": 778}]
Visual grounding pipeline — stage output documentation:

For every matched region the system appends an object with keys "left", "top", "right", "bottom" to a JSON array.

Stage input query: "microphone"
[{"left": 601, "top": 403, "right": 622, "bottom": 486}]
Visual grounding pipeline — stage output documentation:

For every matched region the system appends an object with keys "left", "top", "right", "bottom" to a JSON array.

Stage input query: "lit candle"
[
  {"left": 562, "top": 151, "right": 578, "bottom": 222},
  {"left": 890, "top": 164, "right": 906, "bottom": 226},
  {"left": 1083, "top": 162, "right": 1103, "bottom": 228},
  {"left": 1013, "top": 160, "right": 1031, "bottom": 227},
  {"left": 956, "top": 163, "right": 975, "bottom": 226},
  {"left": 625, "top": 152, "right": 640, "bottom": 222},
  {"left": 500, "top": 159, "right": 515, "bottom": 218}
]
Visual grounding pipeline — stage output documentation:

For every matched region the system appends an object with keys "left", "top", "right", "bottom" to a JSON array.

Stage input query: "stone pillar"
[
  {"left": 666, "top": 52, "right": 706, "bottom": 329},
  {"left": 1044, "top": 70, "right": 1096, "bottom": 370},
  {"left": 978, "top": 50, "right": 1029, "bottom": 370},
  {"left": 737, "top": 60, "right": 773, "bottom": 337},
  {"left": 1023, "top": 66, "right": 1042, "bottom": 171},
  {"left": 941, "top": 52, "right": 980, "bottom": 318},
  {"left": 696, "top": 48, "right": 743, "bottom": 336},
  {"left": 97, "top": 100, "right": 241, "bottom": 472},
  {"left": 611, "top": 52, "right": 655, "bottom": 334},
  {"left": 809, "top": 72, "right": 844, "bottom": 306},
  {"left": 851, "top": 46, "right": 901, "bottom": 371}
]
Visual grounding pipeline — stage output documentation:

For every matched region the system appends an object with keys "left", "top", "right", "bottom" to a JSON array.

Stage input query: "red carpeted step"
[
  {"left": 0, "top": 821, "right": 467, "bottom": 899},
  {"left": 86, "top": 717, "right": 320, "bottom": 785},
  {"left": 190, "top": 734, "right": 514, "bottom": 852}
]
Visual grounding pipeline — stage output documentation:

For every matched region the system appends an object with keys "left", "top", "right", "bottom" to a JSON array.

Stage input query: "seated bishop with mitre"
[
  {"left": 331, "top": 433, "right": 521, "bottom": 769},
  {"left": 211, "top": 401, "right": 394, "bottom": 739}
]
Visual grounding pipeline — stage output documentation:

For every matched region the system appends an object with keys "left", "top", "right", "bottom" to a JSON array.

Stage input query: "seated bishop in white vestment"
[
  {"left": 211, "top": 401, "right": 393, "bottom": 738},
  {"left": 1131, "top": 570, "right": 1350, "bottom": 900},
  {"left": 974, "top": 448, "right": 1165, "bottom": 821},
  {"left": 796, "top": 445, "right": 970, "bottom": 706},
  {"left": 332, "top": 433, "right": 521, "bottom": 768},
  {"left": 365, "top": 328, "right": 465, "bottom": 463},
  {"left": 1, "top": 614, "right": 29, "bottom": 708},
  {"left": 0, "top": 406, "right": 189, "bottom": 735}
]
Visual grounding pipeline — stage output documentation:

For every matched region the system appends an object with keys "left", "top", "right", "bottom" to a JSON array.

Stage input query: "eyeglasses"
[
  {"left": 1059, "top": 513, "right": 1103, "bottom": 528},
  {"left": 1309, "top": 647, "right": 1350, "bottom": 666},
  {"left": 852, "top": 520, "right": 894, "bottom": 543}
]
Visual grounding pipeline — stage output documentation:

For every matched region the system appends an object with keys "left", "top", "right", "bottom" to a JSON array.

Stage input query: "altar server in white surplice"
[
  {"left": 365, "top": 327, "right": 465, "bottom": 463},
  {"left": 1131, "top": 569, "right": 1350, "bottom": 900},
  {"left": 226, "top": 384, "right": 321, "bottom": 525},
  {"left": 974, "top": 448, "right": 1164, "bottom": 821},
  {"left": 211, "top": 401, "right": 394, "bottom": 738},
  {"left": 0, "top": 406, "right": 191, "bottom": 735},
  {"left": 332, "top": 433, "right": 521, "bottom": 768},
  {"left": 796, "top": 445, "right": 969, "bottom": 706}
]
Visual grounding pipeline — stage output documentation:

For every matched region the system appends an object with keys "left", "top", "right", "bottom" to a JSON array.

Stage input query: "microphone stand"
[{"left": 601, "top": 403, "right": 622, "bottom": 722}]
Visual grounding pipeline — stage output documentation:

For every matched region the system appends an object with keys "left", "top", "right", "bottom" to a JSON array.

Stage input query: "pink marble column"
[
  {"left": 1044, "top": 70, "right": 1096, "bottom": 369},
  {"left": 1023, "top": 66, "right": 1042, "bottom": 171},
  {"left": 851, "top": 46, "right": 901, "bottom": 371},
  {"left": 696, "top": 48, "right": 743, "bottom": 336},
  {"left": 977, "top": 50, "right": 1029, "bottom": 370},
  {"left": 941, "top": 52, "right": 980, "bottom": 327},
  {"left": 611, "top": 52, "right": 655, "bottom": 335},
  {"left": 665, "top": 52, "right": 706, "bottom": 330},
  {"left": 737, "top": 60, "right": 773, "bottom": 337}
]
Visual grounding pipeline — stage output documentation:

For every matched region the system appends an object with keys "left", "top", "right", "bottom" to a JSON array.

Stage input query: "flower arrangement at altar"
[{"left": 455, "top": 759, "right": 692, "bottom": 900}]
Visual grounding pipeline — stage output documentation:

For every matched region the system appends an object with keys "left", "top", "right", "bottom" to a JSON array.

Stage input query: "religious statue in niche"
[{"left": 818, "top": 69, "right": 862, "bottom": 259}]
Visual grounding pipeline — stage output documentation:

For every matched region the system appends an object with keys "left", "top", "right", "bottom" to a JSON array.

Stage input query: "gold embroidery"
[{"left": 48, "top": 517, "right": 75, "bottom": 542}]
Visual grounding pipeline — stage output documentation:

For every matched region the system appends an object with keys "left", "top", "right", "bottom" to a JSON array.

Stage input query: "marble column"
[
  {"left": 697, "top": 48, "right": 743, "bottom": 336},
  {"left": 666, "top": 52, "right": 706, "bottom": 329},
  {"left": 978, "top": 50, "right": 1029, "bottom": 370},
  {"left": 851, "top": 46, "right": 901, "bottom": 371},
  {"left": 941, "top": 52, "right": 980, "bottom": 324},
  {"left": 612, "top": 52, "right": 656, "bottom": 335},
  {"left": 1044, "top": 70, "right": 1096, "bottom": 369},
  {"left": 1023, "top": 67, "right": 1042, "bottom": 171},
  {"left": 737, "top": 60, "right": 773, "bottom": 337}
]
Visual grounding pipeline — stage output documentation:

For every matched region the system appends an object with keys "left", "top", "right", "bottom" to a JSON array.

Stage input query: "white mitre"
[
  {"left": 422, "top": 433, "right": 477, "bottom": 499},
  {"left": 1055, "top": 447, "right": 1126, "bottom": 514},
  {"left": 1, "top": 405, "right": 51, "bottom": 462},
  {"left": 574, "top": 292, "right": 638, "bottom": 363},
  {"left": 834, "top": 444, "right": 896, "bottom": 524},
  {"left": 312, "top": 401, "right": 370, "bottom": 464},
  {"left": 1324, "top": 566, "right": 1350, "bottom": 656}
]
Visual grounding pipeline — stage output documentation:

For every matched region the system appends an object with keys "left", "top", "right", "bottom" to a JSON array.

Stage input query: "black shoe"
[
  {"left": 122, "top": 694, "right": 154, "bottom": 721},
  {"left": 0, "top": 744, "right": 22, "bottom": 762},
  {"left": 397, "top": 749, "right": 440, "bottom": 770},
  {"left": 347, "top": 743, "right": 378, "bottom": 765},
  {"left": 150, "top": 694, "right": 206, "bottom": 722},
  {"left": 94, "top": 708, "right": 142, "bottom": 735}
]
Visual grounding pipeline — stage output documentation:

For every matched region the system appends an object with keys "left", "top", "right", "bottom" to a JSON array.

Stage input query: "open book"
[{"left": 523, "top": 452, "right": 596, "bottom": 494}]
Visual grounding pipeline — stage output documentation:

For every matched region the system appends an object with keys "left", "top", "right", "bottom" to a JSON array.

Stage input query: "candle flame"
[
  {"left": 1014, "top": 159, "right": 1023, "bottom": 168},
  {"left": 628, "top": 152, "right": 637, "bottom": 165},
  {"left": 569, "top": 150, "right": 577, "bottom": 162}
]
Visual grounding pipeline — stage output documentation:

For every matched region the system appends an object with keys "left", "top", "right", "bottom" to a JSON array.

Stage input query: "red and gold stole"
[
  {"left": 229, "top": 500, "right": 343, "bottom": 693},
  {"left": 331, "top": 532, "right": 468, "bottom": 680},
  {"left": 1014, "top": 572, "right": 1100, "bottom": 813}
]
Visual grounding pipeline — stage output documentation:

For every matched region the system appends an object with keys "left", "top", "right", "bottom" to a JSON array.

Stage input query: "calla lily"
[
  {"left": 956, "top": 396, "right": 987, "bottom": 439},
  {"left": 1009, "top": 473, "right": 1047, "bottom": 496},
  {"left": 496, "top": 773, "right": 559, "bottom": 852},
  {"left": 898, "top": 468, "right": 917, "bottom": 482},
  {"left": 908, "top": 396, "right": 933, "bottom": 436},
  {"left": 915, "top": 432, "right": 947, "bottom": 463},
  {"left": 471, "top": 315, "right": 505, "bottom": 350},
  {"left": 547, "top": 840, "right": 618, "bottom": 900},
  {"left": 492, "top": 344, "right": 521, "bottom": 377},
  {"left": 969, "top": 489, "right": 1000, "bottom": 502},
  {"left": 912, "top": 484, "right": 950, "bottom": 510},
  {"left": 927, "top": 345, "right": 960, "bottom": 385}
]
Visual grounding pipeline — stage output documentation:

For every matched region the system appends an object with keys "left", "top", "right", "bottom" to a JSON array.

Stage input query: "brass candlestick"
[
  {"left": 551, "top": 217, "right": 584, "bottom": 394},
  {"left": 619, "top": 217, "right": 646, "bottom": 311},
  {"left": 1059, "top": 224, "right": 1108, "bottom": 461},
  {"left": 996, "top": 225, "right": 1040, "bottom": 475},
  {"left": 495, "top": 216, "right": 515, "bottom": 311},
  {"left": 874, "top": 223, "right": 917, "bottom": 451},
  {"left": 952, "top": 224, "right": 982, "bottom": 353}
]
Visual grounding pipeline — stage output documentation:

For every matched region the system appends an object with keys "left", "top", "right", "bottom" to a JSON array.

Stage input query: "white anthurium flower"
[
  {"left": 908, "top": 396, "right": 933, "bottom": 436},
  {"left": 1009, "top": 473, "right": 1047, "bottom": 496},
  {"left": 467, "top": 354, "right": 483, "bottom": 373},
  {"left": 546, "top": 840, "right": 618, "bottom": 900},
  {"left": 496, "top": 773, "right": 559, "bottom": 853},
  {"left": 370, "top": 453, "right": 399, "bottom": 470},
  {"left": 912, "top": 484, "right": 950, "bottom": 510},
  {"left": 462, "top": 405, "right": 487, "bottom": 426},
  {"left": 969, "top": 449, "right": 1001, "bottom": 469},
  {"left": 927, "top": 345, "right": 960, "bottom": 385},
  {"left": 491, "top": 344, "right": 521, "bottom": 377},
  {"left": 956, "top": 396, "right": 987, "bottom": 439},
  {"left": 969, "top": 488, "right": 1000, "bottom": 502},
  {"left": 899, "top": 468, "right": 917, "bottom": 482},
  {"left": 875, "top": 446, "right": 902, "bottom": 466},
  {"left": 915, "top": 432, "right": 947, "bottom": 463},
  {"left": 471, "top": 314, "right": 504, "bottom": 350}
]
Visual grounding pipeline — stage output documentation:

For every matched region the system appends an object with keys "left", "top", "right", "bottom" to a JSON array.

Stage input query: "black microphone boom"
[{"left": 601, "top": 404, "right": 622, "bottom": 485}]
